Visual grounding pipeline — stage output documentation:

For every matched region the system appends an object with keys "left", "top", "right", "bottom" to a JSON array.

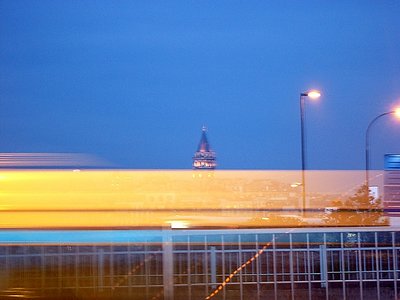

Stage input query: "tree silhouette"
[{"left": 325, "top": 184, "right": 388, "bottom": 226}]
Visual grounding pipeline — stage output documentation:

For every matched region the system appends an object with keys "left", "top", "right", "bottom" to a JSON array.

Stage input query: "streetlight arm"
[
  {"left": 365, "top": 111, "right": 395, "bottom": 187},
  {"left": 366, "top": 111, "right": 394, "bottom": 144}
]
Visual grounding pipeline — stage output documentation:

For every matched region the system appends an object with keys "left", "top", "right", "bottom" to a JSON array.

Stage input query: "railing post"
[
  {"left": 319, "top": 245, "right": 327, "bottom": 288},
  {"left": 163, "top": 231, "right": 174, "bottom": 300},
  {"left": 98, "top": 248, "right": 104, "bottom": 292},
  {"left": 210, "top": 246, "right": 217, "bottom": 289}
]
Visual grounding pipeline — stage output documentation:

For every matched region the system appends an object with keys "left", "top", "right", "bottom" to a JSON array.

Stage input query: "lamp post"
[
  {"left": 365, "top": 107, "right": 400, "bottom": 189},
  {"left": 300, "top": 90, "right": 321, "bottom": 216}
]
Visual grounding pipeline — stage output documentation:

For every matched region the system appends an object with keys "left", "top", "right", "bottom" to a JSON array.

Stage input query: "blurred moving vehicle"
[{"left": 0, "top": 170, "right": 388, "bottom": 229}]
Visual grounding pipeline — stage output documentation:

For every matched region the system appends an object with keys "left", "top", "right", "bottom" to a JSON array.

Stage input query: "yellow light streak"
[{"left": 0, "top": 170, "right": 387, "bottom": 229}]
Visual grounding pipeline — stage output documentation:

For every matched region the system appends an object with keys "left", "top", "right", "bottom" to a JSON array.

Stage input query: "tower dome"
[{"left": 192, "top": 126, "right": 217, "bottom": 169}]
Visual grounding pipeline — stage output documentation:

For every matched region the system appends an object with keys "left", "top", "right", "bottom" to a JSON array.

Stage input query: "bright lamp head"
[
  {"left": 307, "top": 90, "right": 321, "bottom": 99},
  {"left": 394, "top": 107, "right": 400, "bottom": 119},
  {"left": 301, "top": 90, "right": 321, "bottom": 99}
]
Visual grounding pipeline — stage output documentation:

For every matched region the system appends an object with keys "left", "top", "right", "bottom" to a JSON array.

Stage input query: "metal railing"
[{"left": 0, "top": 228, "right": 399, "bottom": 299}]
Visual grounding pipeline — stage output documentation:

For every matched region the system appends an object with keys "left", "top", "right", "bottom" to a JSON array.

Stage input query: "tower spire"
[{"left": 192, "top": 126, "right": 216, "bottom": 169}]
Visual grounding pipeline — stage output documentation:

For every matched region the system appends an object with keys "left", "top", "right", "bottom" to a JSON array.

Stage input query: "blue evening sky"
[{"left": 1, "top": 1, "right": 399, "bottom": 169}]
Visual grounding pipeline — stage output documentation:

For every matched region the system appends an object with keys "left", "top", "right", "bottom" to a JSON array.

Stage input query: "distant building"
[
  {"left": 192, "top": 126, "right": 216, "bottom": 169},
  {"left": 384, "top": 154, "right": 400, "bottom": 225}
]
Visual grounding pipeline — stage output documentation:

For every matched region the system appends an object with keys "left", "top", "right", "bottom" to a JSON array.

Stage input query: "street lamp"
[
  {"left": 365, "top": 107, "right": 400, "bottom": 189},
  {"left": 300, "top": 90, "right": 321, "bottom": 216}
]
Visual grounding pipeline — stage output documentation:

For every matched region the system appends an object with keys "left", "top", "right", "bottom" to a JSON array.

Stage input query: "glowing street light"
[
  {"left": 365, "top": 106, "right": 400, "bottom": 189},
  {"left": 300, "top": 90, "right": 321, "bottom": 216},
  {"left": 395, "top": 107, "right": 400, "bottom": 119},
  {"left": 306, "top": 90, "right": 321, "bottom": 99}
]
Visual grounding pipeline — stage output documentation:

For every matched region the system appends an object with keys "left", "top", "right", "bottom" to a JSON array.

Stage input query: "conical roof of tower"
[{"left": 197, "top": 126, "right": 211, "bottom": 152}]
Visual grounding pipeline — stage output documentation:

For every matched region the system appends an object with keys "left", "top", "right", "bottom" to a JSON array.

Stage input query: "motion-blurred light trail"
[{"left": 0, "top": 169, "right": 388, "bottom": 229}]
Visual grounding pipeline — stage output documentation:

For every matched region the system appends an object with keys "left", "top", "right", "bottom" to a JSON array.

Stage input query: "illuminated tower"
[{"left": 192, "top": 126, "right": 217, "bottom": 169}]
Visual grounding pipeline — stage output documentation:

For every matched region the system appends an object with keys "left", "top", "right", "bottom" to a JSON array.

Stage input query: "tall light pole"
[
  {"left": 300, "top": 90, "right": 321, "bottom": 216},
  {"left": 365, "top": 107, "right": 400, "bottom": 189}
]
